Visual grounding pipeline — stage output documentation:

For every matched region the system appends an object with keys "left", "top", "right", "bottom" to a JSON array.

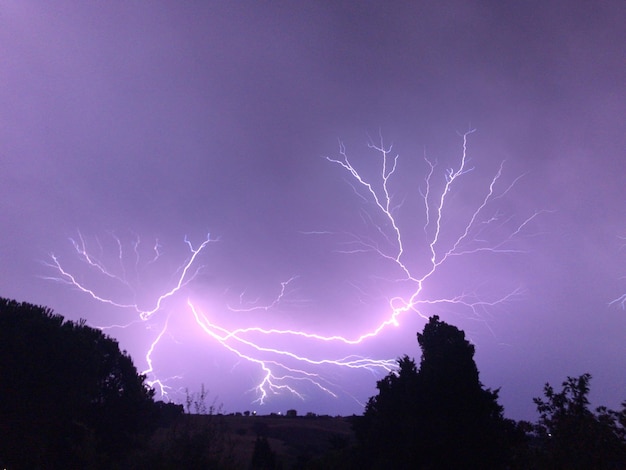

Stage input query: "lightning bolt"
[
  {"left": 322, "top": 130, "right": 546, "bottom": 328},
  {"left": 227, "top": 276, "right": 300, "bottom": 312},
  {"left": 143, "top": 317, "right": 174, "bottom": 398},
  {"left": 44, "top": 131, "right": 545, "bottom": 409},
  {"left": 610, "top": 295, "right": 626, "bottom": 309},
  {"left": 45, "top": 232, "right": 216, "bottom": 320},
  {"left": 189, "top": 300, "right": 395, "bottom": 404}
]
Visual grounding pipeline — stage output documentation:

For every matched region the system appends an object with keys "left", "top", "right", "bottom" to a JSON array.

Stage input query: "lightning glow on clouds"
[{"left": 44, "top": 132, "right": 545, "bottom": 410}]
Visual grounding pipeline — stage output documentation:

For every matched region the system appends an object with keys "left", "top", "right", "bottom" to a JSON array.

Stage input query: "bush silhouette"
[
  {"left": 0, "top": 298, "right": 158, "bottom": 468},
  {"left": 533, "top": 373, "right": 626, "bottom": 469}
]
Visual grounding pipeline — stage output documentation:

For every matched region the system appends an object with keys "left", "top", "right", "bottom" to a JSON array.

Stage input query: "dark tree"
[
  {"left": 355, "top": 316, "right": 517, "bottom": 469},
  {"left": 354, "top": 355, "right": 420, "bottom": 467},
  {"left": 0, "top": 298, "right": 157, "bottom": 468},
  {"left": 533, "top": 373, "right": 626, "bottom": 469}
]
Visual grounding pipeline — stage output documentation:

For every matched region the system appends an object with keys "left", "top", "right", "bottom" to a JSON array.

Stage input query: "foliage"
[
  {"left": 0, "top": 297, "right": 159, "bottom": 468},
  {"left": 533, "top": 373, "right": 626, "bottom": 469},
  {"left": 185, "top": 383, "right": 213, "bottom": 415},
  {"left": 354, "top": 316, "right": 518, "bottom": 469}
]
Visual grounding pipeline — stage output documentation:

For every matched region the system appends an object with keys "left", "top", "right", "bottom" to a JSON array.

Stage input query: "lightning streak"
[
  {"left": 45, "top": 232, "right": 216, "bottom": 320},
  {"left": 189, "top": 300, "right": 395, "bottom": 404},
  {"left": 143, "top": 317, "right": 172, "bottom": 397},
  {"left": 46, "top": 131, "right": 544, "bottom": 409},
  {"left": 228, "top": 276, "right": 300, "bottom": 312},
  {"left": 323, "top": 130, "right": 545, "bottom": 331}
]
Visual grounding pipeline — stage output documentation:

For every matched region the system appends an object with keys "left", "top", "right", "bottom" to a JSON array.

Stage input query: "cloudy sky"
[{"left": 1, "top": 1, "right": 624, "bottom": 419}]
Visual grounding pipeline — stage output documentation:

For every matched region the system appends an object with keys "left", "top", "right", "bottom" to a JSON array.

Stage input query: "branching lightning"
[
  {"left": 45, "top": 131, "right": 544, "bottom": 410},
  {"left": 45, "top": 233, "right": 215, "bottom": 320},
  {"left": 227, "top": 276, "right": 300, "bottom": 312},
  {"left": 323, "top": 130, "right": 545, "bottom": 327}
]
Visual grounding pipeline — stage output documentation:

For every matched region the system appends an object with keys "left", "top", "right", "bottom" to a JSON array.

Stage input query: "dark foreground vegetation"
[{"left": 1, "top": 297, "right": 625, "bottom": 469}]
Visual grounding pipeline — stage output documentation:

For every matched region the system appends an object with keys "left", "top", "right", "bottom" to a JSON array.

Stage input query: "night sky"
[{"left": 2, "top": 1, "right": 625, "bottom": 420}]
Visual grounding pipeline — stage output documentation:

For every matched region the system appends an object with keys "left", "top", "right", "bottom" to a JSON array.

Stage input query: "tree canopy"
[
  {"left": 354, "top": 315, "right": 517, "bottom": 469},
  {"left": 0, "top": 298, "right": 158, "bottom": 468},
  {"left": 533, "top": 373, "right": 626, "bottom": 469}
]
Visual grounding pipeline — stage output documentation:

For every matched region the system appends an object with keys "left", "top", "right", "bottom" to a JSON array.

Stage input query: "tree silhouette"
[
  {"left": 533, "top": 373, "right": 626, "bottom": 469},
  {"left": 0, "top": 298, "right": 157, "bottom": 468},
  {"left": 355, "top": 316, "right": 517, "bottom": 469}
]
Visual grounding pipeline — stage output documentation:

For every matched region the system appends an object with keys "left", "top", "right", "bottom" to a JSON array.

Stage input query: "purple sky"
[{"left": 1, "top": 1, "right": 625, "bottom": 419}]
